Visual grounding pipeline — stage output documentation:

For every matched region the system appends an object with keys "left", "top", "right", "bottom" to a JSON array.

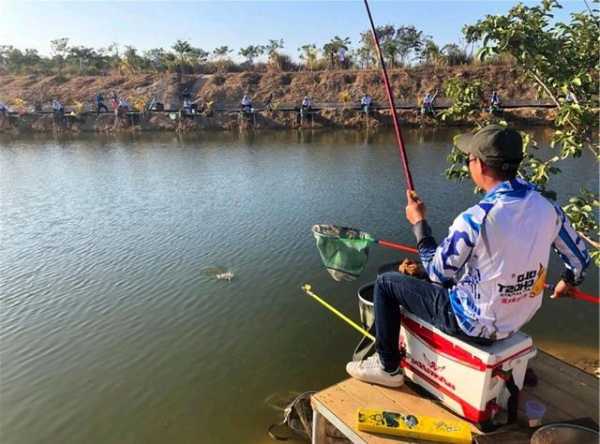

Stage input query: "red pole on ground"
[{"left": 362, "top": 0, "right": 415, "bottom": 191}]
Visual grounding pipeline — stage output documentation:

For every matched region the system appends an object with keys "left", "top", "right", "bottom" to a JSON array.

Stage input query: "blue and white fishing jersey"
[{"left": 417, "top": 178, "right": 590, "bottom": 339}]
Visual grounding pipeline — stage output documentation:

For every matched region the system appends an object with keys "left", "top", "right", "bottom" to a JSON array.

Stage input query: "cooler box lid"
[{"left": 402, "top": 310, "right": 534, "bottom": 367}]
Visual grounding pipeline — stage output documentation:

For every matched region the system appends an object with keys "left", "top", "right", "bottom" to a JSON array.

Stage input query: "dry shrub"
[
  {"left": 211, "top": 75, "right": 226, "bottom": 86},
  {"left": 338, "top": 90, "right": 352, "bottom": 103},
  {"left": 279, "top": 74, "right": 292, "bottom": 86},
  {"left": 344, "top": 73, "right": 356, "bottom": 84}
]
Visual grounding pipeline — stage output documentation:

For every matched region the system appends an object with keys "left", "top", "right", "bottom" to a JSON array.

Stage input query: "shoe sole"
[{"left": 346, "top": 370, "right": 405, "bottom": 388}]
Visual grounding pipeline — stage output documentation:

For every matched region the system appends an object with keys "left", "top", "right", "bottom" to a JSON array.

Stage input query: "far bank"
[{"left": 0, "top": 65, "right": 566, "bottom": 134}]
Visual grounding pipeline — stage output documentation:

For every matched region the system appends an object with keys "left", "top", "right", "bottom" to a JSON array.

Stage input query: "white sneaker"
[{"left": 346, "top": 355, "right": 404, "bottom": 387}]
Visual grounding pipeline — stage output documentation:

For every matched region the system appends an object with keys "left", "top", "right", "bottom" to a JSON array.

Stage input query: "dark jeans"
[
  {"left": 374, "top": 272, "right": 491, "bottom": 372},
  {"left": 97, "top": 103, "right": 109, "bottom": 114},
  {"left": 53, "top": 109, "right": 64, "bottom": 125}
]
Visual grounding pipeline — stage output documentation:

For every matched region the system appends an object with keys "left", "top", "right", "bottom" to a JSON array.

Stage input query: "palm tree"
[
  {"left": 172, "top": 39, "right": 193, "bottom": 73},
  {"left": 212, "top": 46, "right": 233, "bottom": 72}
]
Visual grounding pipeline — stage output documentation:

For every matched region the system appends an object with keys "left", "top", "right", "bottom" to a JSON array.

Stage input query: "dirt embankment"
[
  {"left": 0, "top": 65, "right": 556, "bottom": 133},
  {"left": 0, "top": 65, "right": 537, "bottom": 106}
]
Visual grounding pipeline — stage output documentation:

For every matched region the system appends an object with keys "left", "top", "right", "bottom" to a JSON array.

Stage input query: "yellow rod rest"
[{"left": 301, "top": 284, "right": 375, "bottom": 342}]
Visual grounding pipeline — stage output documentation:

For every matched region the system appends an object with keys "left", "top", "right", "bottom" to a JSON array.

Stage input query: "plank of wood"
[
  {"left": 340, "top": 378, "right": 474, "bottom": 429},
  {"left": 529, "top": 352, "right": 598, "bottom": 405},
  {"left": 313, "top": 379, "right": 477, "bottom": 443},
  {"left": 522, "top": 352, "right": 599, "bottom": 421},
  {"left": 313, "top": 383, "right": 415, "bottom": 443},
  {"left": 311, "top": 350, "right": 599, "bottom": 443}
]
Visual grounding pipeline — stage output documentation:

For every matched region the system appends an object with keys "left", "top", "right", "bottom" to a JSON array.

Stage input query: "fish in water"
[{"left": 216, "top": 271, "right": 234, "bottom": 281}]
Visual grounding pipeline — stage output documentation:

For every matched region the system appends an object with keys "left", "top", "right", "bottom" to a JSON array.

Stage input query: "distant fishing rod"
[{"left": 362, "top": 0, "right": 415, "bottom": 191}]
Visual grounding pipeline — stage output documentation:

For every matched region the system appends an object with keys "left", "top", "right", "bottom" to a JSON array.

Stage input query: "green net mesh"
[{"left": 312, "top": 224, "right": 375, "bottom": 282}]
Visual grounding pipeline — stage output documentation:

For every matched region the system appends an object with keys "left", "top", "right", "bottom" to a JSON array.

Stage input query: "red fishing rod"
[
  {"left": 377, "top": 237, "right": 599, "bottom": 304},
  {"left": 360, "top": 0, "right": 598, "bottom": 305},
  {"left": 362, "top": 0, "right": 415, "bottom": 191}
]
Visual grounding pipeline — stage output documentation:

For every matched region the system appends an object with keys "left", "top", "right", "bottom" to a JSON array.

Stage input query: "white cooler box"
[{"left": 399, "top": 310, "right": 537, "bottom": 425}]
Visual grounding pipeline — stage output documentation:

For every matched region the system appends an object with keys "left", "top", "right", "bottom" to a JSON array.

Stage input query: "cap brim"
[{"left": 455, "top": 133, "right": 476, "bottom": 155}]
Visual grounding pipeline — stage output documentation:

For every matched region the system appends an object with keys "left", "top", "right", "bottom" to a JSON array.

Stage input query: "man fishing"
[
  {"left": 489, "top": 90, "right": 501, "bottom": 113},
  {"left": 346, "top": 125, "right": 590, "bottom": 387},
  {"left": 360, "top": 93, "right": 373, "bottom": 114},
  {"left": 95, "top": 93, "right": 109, "bottom": 115},
  {"left": 51, "top": 98, "right": 64, "bottom": 125},
  {"left": 240, "top": 94, "right": 253, "bottom": 114},
  {"left": 421, "top": 90, "right": 437, "bottom": 116},
  {"left": 116, "top": 97, "right": 130, "bottom": 115},
  {"left": 301, "top": 95, "right": 312, "bottom": 116}
]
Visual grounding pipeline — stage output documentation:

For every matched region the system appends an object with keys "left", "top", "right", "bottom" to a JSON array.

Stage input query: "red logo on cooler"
[{"left": 406, "top": 353, "right": 456, "bottom": 391}]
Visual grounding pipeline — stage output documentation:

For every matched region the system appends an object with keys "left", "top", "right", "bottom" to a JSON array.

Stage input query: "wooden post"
[{"left": 311, "top": 409, "right": 327, "bottom": 444}]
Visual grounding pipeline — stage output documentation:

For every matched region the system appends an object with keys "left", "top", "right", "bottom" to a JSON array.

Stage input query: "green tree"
[
  {"left": 212, "top": 45, "right": 232, "bottom": 59},
  {"left": 172, "top": 39, "right": 195, "bottom": 73},
  {"left": 0, "top": 46, "right": 45, "bottom": 74},
  {"left": 358, "top": 31, "right": 377, "bottom": 68},
  {"left": 441, "top": 43, "right": 471, "bottom": 65},
  {"left": 67, "top": 46, "right": 107, "bottom": 74},
  {"left": 143, "top": 48, "right": 172, "bottom": 72},
  {"left": 419, "top": 38, "right": 444, "bottom": 65},
  {"left": 322, "top": 36, "right": 350, "bottom": 69},
  {"left": 395, "top": 25, "right": 424, "bottom": 65},
  {"left": 239, "top": 45, "right": 264, "bottom": 65},
  {"left": 263, "top": 39, "right": 284, "bottom": 67},
  {"left": 190, "top": 47, "right": 209, "bottom": 65},
  {"left": 212, "top": 46, "right": 233, "bottom": 72},
  {"left": 106, "top": 43, "right": 122, "bottom": 74},
  {"left": 298, "top": 44, "right": 318, "bottom": 71},
  {"left": 447, "top": 0, "right": 600, "bottom": 264},
  {"left": 119, "top": 45, "right": 145, "bottom": 74},
  {"left": 382, "top": 40, "right": 400, "bottom": 68},
  {"left": 50, "top": 37, "right": 69, "bottom": 75}
]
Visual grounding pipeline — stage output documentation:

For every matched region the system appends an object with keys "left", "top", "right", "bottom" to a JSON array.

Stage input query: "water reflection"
[{"left": 0, "top": 128, "right": 597, "bottom": 444}]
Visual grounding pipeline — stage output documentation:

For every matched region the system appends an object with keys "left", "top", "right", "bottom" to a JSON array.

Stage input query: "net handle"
[
  {"left": 376, "top": 239, "right": 418, "bottom": 254},
  {"left": 362, "top": 0, "right": 415, "bottom": 191}
]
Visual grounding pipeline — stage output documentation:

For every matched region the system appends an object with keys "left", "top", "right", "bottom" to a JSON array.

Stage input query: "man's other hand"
[
  {"left": 551, "top": 280, "right": 573, "bottom": 299},
  {"left": 406, "top": 190, "right": 426, "bottom": 225}
]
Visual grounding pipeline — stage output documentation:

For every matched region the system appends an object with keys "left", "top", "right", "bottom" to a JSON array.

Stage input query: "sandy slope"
[{"left": 0, "top": 65, "right": 535, "bottom": 110}]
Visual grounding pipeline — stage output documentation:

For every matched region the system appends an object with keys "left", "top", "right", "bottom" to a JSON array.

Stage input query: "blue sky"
[{"left": 0, "top": 1, "right": 588, "bottom": 60}]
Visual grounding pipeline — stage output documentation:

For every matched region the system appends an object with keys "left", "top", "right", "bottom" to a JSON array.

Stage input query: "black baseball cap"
[{"left": 455, "top": 125, "right": 524, "bottom": 170}]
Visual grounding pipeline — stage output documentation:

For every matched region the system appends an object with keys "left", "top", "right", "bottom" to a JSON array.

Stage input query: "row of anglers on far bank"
[{"left": 0, "top": 89, "right": 510, "bottom": 121}]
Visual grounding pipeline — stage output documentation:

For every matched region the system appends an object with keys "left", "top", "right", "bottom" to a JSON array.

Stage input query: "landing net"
[{"left": 312, "top": 224, "right": 374, "bottom": 282}]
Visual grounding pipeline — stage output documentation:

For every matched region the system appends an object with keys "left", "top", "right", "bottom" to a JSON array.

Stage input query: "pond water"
[{"left": 1, "top": 128, "right": 597, "bottom": 443}]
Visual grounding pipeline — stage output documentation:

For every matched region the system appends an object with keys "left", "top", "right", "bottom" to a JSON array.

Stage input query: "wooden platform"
[{"left": 311, "top": 351, "right": 598, "bottom": 443}]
